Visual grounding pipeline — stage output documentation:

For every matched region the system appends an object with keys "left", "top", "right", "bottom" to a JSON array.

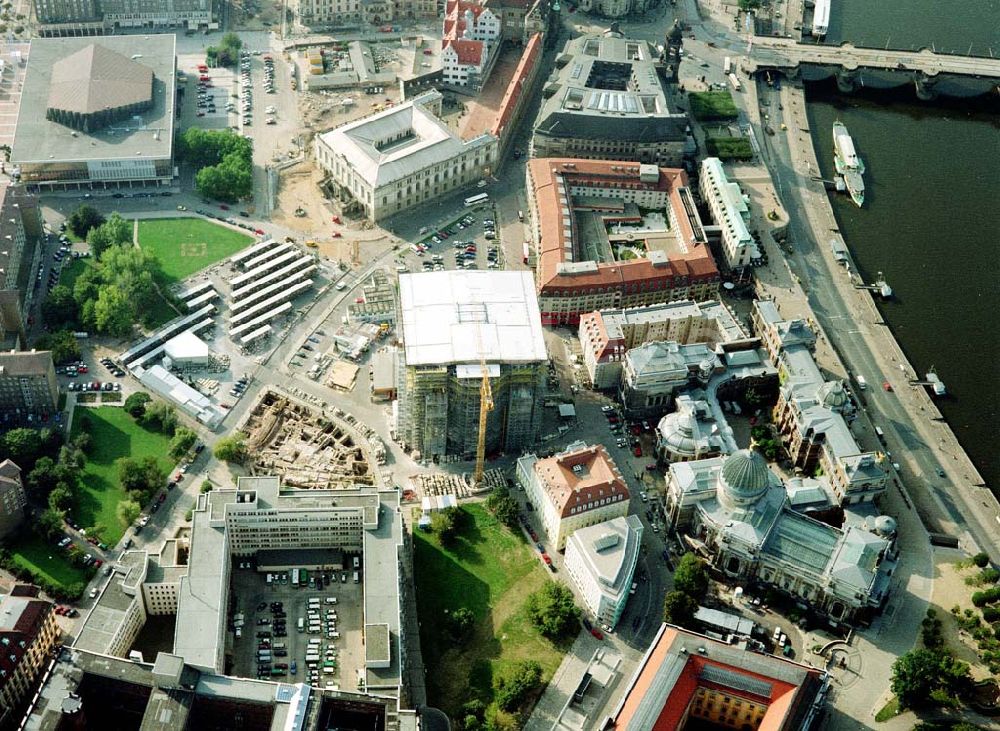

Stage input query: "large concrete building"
[
  {"left": 564, "top": 514, "right": 642, "bottom": 630},
  {"left": 290, "top": 0, "right": 437, "bottom": 30},
  {"left": 531, "top": 35, "right": 689, "bottom": 165},
  {"left": 699, "top": 157, "right": 761, "bottom": 271},
  {"left": 396, "top": 270, "right": 547, "bottom": 458},
  {"left": 0, "top": 585, "right": 59, "bottom": 730},
  {"left": 314, "top": 90, "right": 497, "bottom": 222},
  {"left": 753, "top": 300, "right": 887, "bottom": 505},
  {"left": 579, "top": 299, "right": 748, "bottom": 389},
  {"left": 665, "top": 449, "right": 897, "bottom": 625},
  {"left": 11, "top": 36, "right": 176, "bottom": 191},
  {"left": 0, "top": 184, "right": 44, "bottom": 346},
  {"left": 0, "top": 460, "right": 28, "bottom": 541},
  {"left": 32, "top": 0, "right": 215, "bottom": 36},
  {"left": 526, "top": 158, "right": 719, "bottom": 326},
  {"left": 605, "top": 624, "right": 827, "bottom": 730},
  {"left": 516, "top": 441, "right": 630, "bottom": 550},
  {"left": 0, "top": 350, "right": 58, "bottom": 419}
]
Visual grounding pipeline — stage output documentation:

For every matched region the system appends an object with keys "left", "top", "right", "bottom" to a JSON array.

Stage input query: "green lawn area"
[
  {"left": 706, "top": 135, "right": 754, "bottom": 161},
  {"left": 58, "top": 257, "right": 94, "bottom": 289},
  {"left": 9, "top": 533, "right": 91, "bottom": 588},
  {"left": 413, "top": 503, "right": 570, "bottom": 719},
  {"left": 689, "top": 90, "right": 739, "bottom": 121},
  {"left": 70, "top": 406, "right": 173, "bottom": 544},
  {"left": 136, "top": 217, "right": 252, "bottom": 283}
]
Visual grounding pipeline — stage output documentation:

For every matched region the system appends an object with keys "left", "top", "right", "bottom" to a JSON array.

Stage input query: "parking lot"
[
  {"left": 392, "top": 201, "right": 508, "bottom": 276},
  {"left": 230, "top": 566, "right": 366, "bottom": 689}
]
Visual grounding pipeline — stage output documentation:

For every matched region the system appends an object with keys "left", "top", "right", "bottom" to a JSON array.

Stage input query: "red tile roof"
[
  {"left": 533, "top": 444, "right": 629, "bottom": 518},
  {"left": 491, "top": 32, "right": 542, "bottom": 139},
  {"left": 443, "top": 38, "right": 485, "bottom": 66}
]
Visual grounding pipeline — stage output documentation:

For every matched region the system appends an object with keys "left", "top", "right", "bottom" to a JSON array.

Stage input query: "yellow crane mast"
[{"left": 474, "top": 333, "right": 494, "bottom": 486}]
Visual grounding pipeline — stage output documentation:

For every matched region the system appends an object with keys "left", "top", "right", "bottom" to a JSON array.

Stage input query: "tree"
[
  {"left": 673, "top": 553, "right": 709, "bottom": 599},
  {"left": 663, "top": 590, "right": 698, "bottom": 626},
  {"left": 485, "top": 488, "right": 519, "bottom": 529},
  {"left": 526, "top": 582, "right": 579, "bottom": 640},
  {"left": 48, "top": 482, "right": 73, "bottom": 512},
  {"left": 40, "top": 287, "right": 80, "bottom": 332},
  {"left": 116, "top": 499, "right": 142, "bottom": 527},
  {"left": 890, "top": 649, "right": 972, "bottom": 711},
  {"left": 447, "top": 607, "right": 475, "bottom": 640},
  {"left": 431, "top": 508, "right": 459, "bottom": 546},
  {"left": 141, "top": 400, "right": 177, "bottom": 435},
  {"left": 214, "top": 433, "right": 248, "bottom": 463},
  {"left": 37, "top": 507, "right": 65, "bottom": 542},
  {"left": 27, "top": 456, "right": 58, "bottom": 495},
  {"left": 92, "top": 285, "right": 134, "bottom": 337},
  {"left": 2, "top": 428, "right": 42, "bottom": 465},
  {"left": 169, "top": 427, "right": 197, "bottom": 459},
  {"left": 493, "top": 660, "right": 542, "bottom": 712},
  {"left": 67, "top": 205, "right": 105, "bottom": 238},
  {"left": 35, "top": 329, "right": 81, "bottom": 365},
  {"left": 86, "top": 212, "right": 132, "bottom": 257},
  {"left": 124, "top": 392, "right": 152, "bottom": 418},
  {"left": 117, "top": 456, "right": 166, "bottom": 500}
]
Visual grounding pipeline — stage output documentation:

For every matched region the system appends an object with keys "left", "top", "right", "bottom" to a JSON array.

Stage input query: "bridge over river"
[{"left": 745, "top": 37, "right": 1000, "bottom": 99}]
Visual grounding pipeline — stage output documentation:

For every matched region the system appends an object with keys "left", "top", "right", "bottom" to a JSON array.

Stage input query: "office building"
[
  {"left": 605, "top": 623, "right": 827, "bottom": 730},
  {"left": 290, "top": 0, "right": 437, "bottom": 30},
  {"left": 532, "top": 35, "right": 689, "bottom": 165},
  {"left": 564, "top": 515, "right": 642, "bottom": 630},
  {"left": 33, "top": 0, "right": 215, "bottom": 36},
  {"left": 0, "top": 184, "right": 44, "bottom": 345},
  {"left": 516, "top": 442, "right": 630, "bottom": 550},
  {"left": 10, "top": 36, "right": 176, "bottom": 191},
  {"left": 753, "top": 300, "right": 887, "bottom": 505},
  {"left": 0, "top": 585, "right": 59, "bottom": 730},
  {"left": 664, "top": 449, "right": 896, "bottom": 625},
  {"left": 0, "top": 350, "right": 58, "bottom": 418},
  {"left": 579, "top": 299, "right": 747, "bottom": 389},
  {"left": 526, "top": 158, "right": 718, "bottom": 326},
  {"left": 699, "top": 157, "right": 761, "bottom": 270},
  {"left": 396, "top": 270, "right": 547, "bottom": 458},
  {"left": 19, "top": 647, "right": 417, "bottom": 731},
  {"left": 314, "top": 90, "right": 497, "bottom": 221},
  {"left": 0, "top": 460, "right": 28, "bottom": 540}
]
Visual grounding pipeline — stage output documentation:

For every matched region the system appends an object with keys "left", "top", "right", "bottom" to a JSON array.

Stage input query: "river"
[{"left": 804, "top": 2, "right": 1000, "bottom": 490}]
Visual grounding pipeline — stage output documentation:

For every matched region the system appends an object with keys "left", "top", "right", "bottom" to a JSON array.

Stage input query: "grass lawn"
[
  {"left": 689, "top": 90, "right": 739, "bottom": 121},
  {"left": 136, "top": 217, "right": 252, "bottom": 283},
  {"left": 58, "top": 258, "right": 94, "bottom": 289},
  {"left": 874, "top": 696, "right": 899, "bottom": 722},
  {"left": 9, "top": 533, "right": 91, "bottom": 588},
  {"left": 706, "top": 135, "right": 754, "bottom": 161},
  {"left": 413, "top": 503, "right": 570, "bottom": 719},
  {"left": 70, "top": 406, "right": 173, "bottom": 544}
]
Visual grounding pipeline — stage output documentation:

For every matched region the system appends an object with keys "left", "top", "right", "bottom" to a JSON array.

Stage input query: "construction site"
[
  {"left": 243, "top": 391, "right": 378, "bottom": 489},
  {"left": 395, "top": 271, "right": 549, "bottom": 468}
]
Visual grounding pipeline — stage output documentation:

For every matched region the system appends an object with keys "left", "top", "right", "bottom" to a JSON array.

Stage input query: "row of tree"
[
  {"left": 663, "top": 553, "right": 710, "bottom": 627},
  {"left": 176, "top": 128, "right": 254, "bottom": 202}
]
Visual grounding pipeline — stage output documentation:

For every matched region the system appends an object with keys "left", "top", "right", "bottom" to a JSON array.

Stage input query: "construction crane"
[{"left": 474, "top": 329, "right": 494, "bottom": 486}]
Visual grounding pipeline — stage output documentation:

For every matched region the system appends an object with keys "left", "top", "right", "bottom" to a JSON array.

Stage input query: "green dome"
[{"left": 720, "top": 449, "right": 770, "bottom": 501}]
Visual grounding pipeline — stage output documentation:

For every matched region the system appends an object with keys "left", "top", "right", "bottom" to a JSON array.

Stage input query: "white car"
[
  {"left": 601, "top": 405, "right": 614, "bottom": 412},
  {"left": 89, "top": 588, "right": 99, "bottom": 599}
]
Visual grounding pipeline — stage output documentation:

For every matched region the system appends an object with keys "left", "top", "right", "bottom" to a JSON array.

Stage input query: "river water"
[{"left": 803, "top": 2, "right": 1000, "bottom": 490}]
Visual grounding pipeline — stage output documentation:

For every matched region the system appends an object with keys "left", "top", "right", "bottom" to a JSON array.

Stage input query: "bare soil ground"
[{"left": 928, "top": 553, "right": 993, "bottom": 681}]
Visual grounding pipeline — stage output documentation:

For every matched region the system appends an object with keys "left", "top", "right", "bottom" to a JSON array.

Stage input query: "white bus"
[
  {"left": 464, "top": 193, "right": 489, "bottom": 208},
  {"left": 723, "top": 56, "right": 732, "bottom": 75},
  {"left": 728, "top": 73, "right": 742, "bottom": 92},
  {"left": 291, "top": 568, "right": 300, "bottom": 586}
]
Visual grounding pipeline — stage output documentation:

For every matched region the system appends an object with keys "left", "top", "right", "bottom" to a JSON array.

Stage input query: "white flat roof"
[
  {"left": 399, "top": 271, "right": 547, "bottom": 367},
  {"left": 163, "top": 331, "right": 209, "bottom": 360}
]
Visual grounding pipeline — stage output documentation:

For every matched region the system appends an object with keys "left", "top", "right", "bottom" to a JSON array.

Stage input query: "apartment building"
[
  {"left": 526, "top": 158, "right": 719, "bottom": 326},
  {"left": 33, "top": 0, "right": 214, "bottom": 35},
  {"left": 396, "top": 271, "right": 548, "bottom": 458},
  {"left": 532, "top": 35, "right": 689, "bottom": 165},
  {"left": 0, "top": 184, "right": 44, "bottom": 346},
  {"left": 699, "top": 157, "right": 760, "bottom": 270},
  {"left": 0, "top": 586, "right": 59, "bottom": 729},
  {"left": 314, "top": 90, "right": 497, "bottom": 221},
  {"left": 564, "top": 515, "right": 642, "bottom": 629},
  {"left": 0, "top": 350, "right": 58, "bottom": 418},
  {"left": 516, "top": 442, "right": 630, "bottom": 550},
  {"left": 0, "top": 461, "right": 28, "bottom": 540},
  {"left": 291, "top": 0, "right": 436, "bottom": 29}
]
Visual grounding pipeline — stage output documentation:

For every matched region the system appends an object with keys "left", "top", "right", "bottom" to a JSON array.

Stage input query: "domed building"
[
  {"left": 665, "top": 449, "right": 897, "bottom": 625},
  {"left": 655, "top": 393, "right": 736, "bottom": 463}
]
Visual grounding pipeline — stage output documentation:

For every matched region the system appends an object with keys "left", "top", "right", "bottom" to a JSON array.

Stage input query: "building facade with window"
[
  {"left": 0, "top": 461, "right": 28, "bottom": 541},
  {"left": 0, "top": 586, "right": 59, "bottom": 730},
  {"left": 699, "top": 157, "right": 760, "bottom": 270},
  {"left": 563, "top": 515, "right": 642, "bottom": 629},
  {"left": 516, "top": 441, "right": 630, "bottom": 550},
  {"left": 33, "top": 0, "right": 215, "bottom": 35},
  {"left": 0, "top": 350, "right": 58, "bottom": 418},
  {"left": 314, "top": 90, "right": 497, "bottom": 221}
]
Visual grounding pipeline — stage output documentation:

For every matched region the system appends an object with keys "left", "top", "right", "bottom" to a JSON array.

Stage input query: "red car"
[
  {"left": 331, "top": 216, "right": 341, "bottom": 224},
  {"left": 332, "top": 232, "right": 342, "bottom": 238},
  {"left": 541, "top": 553, "right": 552, "bottom": 565},
  {"left": 94, "top": 559, "right": 103, "bottom": 568},
  {"left": 882, "top": 381, "right": 893, "bottom": 392},
  {"left": 590, "top": 628, "right": 604, "bottom": 640},
  {"left": 633, "top": 446, "right": 643, "bottom": 457},
  {"left": 199, "top": 74, "right": 210, "bottom": 81},
  {"left": 157, "top": 493, "right": 167, "bottom": 504},
  {"left": 78, "top": 365, "right": 88, "bottom": 373},
  {"left": 254, "top": 229, "right": 265, "bottom": 235}
]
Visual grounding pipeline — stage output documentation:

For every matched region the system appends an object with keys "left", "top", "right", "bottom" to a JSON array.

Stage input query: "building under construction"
[{"left": 396, "top": 271, "right": 548, "bottom": 459}]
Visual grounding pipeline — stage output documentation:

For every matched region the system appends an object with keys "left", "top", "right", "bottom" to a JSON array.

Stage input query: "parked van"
[
  {"left": 874, "top": 426, "right": 885, "bottom": 440},
  {"left": 325, "top": 597, "right": 338, "bottom": 605},
  {"left": 273, "top": 642, "right": 286, "bottom": 650},
  {"left": 297, "top": 618, "right": 305, "bottom": 633},
  {"left": 352, "top": 556, "right": 359, "bottom": 570},
  {"left": 353, "top": 571, "right": 359, "bottom": 583},
  {"left": 266, "top": 574, "right": 273, "bottom": 585},
  {"left": 308, "top": 638, "right": 321, "bottom": 646},
  {"left": 518, "top": 210, "right": 524, "bottom": 222}
]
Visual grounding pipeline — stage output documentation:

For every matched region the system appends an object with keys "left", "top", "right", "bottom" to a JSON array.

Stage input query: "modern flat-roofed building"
[
  {"left": 699, "top": 157, "right": 760, "bottom": 270},
  {"left": 314, "top": 90, "right": 497, "bottom": 222},
  {"left": 0, "top": 585, "right": 59, "bottom": 730},
  {"left": 0, "top": 460, "right": 28, "bottom": 540},
  {"left": 532, "top": 35, "right": 689, "bottom": 165},
  {"left": 32, "top": 0, "right": 215, "bottom": 36},
  {"left": 396, "top": 270, "right": 547, "bottom": 458},
  {"left": 564, "top": 515, "right": 642, "bottom": 629},
  {"left": 579, "top": 299, "right": 747, "bottom": 389},
  {"left": 526, "top": 158, "right": 718, "bottom": 326},
  {"left": 0, "top": 184, "right": 44, "bottom": 345},
  {"left": 516, "top": 441, "right": 630, "bottom": 550},
  {"left": 604, "top": 623, "right": 828, "bottom": 730},
  {"left": 11, "top": 35, "right": 176, "bottom": 191},
  {"left": 0, "top": 349, "right": 58, "bottom": 418}
]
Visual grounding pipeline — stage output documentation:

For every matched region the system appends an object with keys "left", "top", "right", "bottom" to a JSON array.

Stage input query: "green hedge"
[
  {"left": 706, "top": 136, "right": 754, "bottom": 161},
  {"left": 688, "top": 91, "right": 739, "bottom": 121}
]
